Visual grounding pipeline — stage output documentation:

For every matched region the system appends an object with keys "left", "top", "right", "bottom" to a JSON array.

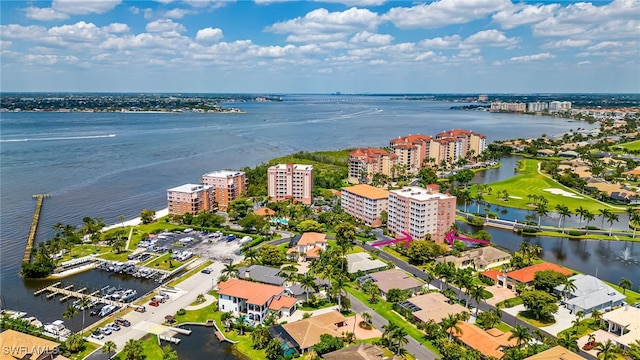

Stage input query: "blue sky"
[{"left": 1, "top": 0, "right": 639, "bottom": 93}]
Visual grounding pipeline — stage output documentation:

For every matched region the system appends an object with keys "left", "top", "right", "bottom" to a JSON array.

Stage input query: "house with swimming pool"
[{"left": 217, "top": 278, "right": 297, "bottom": 323}]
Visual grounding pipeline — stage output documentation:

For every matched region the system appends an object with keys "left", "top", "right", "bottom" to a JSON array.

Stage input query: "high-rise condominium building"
[
  {"left": 341, "top": 184, "right": 389, "bottom": 227},
  {"left": 387, "top": 186, "right": 456, "bottom": 243},
  {"left": 267, "top": 164, "right": 314, "bottom": 205},
  {"left": 348, "top": 148, "right": 398, "bottom": 184},
  {"left": 167, "top": 183, "right": 214, "bottom": 216},
  {"left": 202, "top": 170, "right": 248, "bottom": 210}
]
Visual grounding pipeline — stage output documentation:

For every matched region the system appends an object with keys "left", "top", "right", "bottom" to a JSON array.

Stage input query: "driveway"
[
  {"left": 484, "top": 285, "right": 516, "bottom": 306},
  {"left": 501, "top": 303, "right": 576, "bottom": 336}
]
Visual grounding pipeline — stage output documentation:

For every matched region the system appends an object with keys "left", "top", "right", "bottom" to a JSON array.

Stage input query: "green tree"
[
  {"left": 299, "top": 272, "right": 316, "bottom": 302},
  {"left": 222, "top": 261, "right": 239, "bottom": 279},
  {"left": 265, "top": 339, "right": 283, "bottom": 360},
  {"left": 112, "top": 239, "right": 125, "bottom": 254},
  {"left": 65, "top": 332, "right": 85, "bottom": 353},
  {"left": 626, "top": 339, "right": 640, "bottom": 360},
  {"left": 619, "top": 277, "right": 633, "bottom": 295},
  {"left": 583, "top": 210, "right": 595, "bottom": 234},
  {"left": 509, "top": 324, "right": 531, "bottom": 349},
  {"left": 535, "top": 202, "right": 548, "bottom": 229},
  {"left": 386, "top": 288, "right": 411, "bottom": 303},
  {"left": 296, "top": 219, "right": 325, "bottom": 233},
  {"left": 556, "top": 330, "right": 579, "bottom": 351},
  {"left": 604, "top": 211, "right": 619, "bottom": 236},
  {"left": 575, "top": 206, "right": 588, "bottom": 229},
  {"left": 406, "top": 240, "right": 444, "bottom": 264},
  {"left": 62, "top": 305, "right": 78, "bottom": 327},
  {"left": 239, "top": 213, "right": 267, "bottom": 233},
  {"left": 313, "top": 334, "right": 344, "bottom": 355},
  {"left": 468, "top": 284, "right": 485, "bottom": 317},
  {"left": 259, "top": 244, "right": 285, "bottom": 266},
  {"left": 560, "top": 277, "right": 577, "bottom": 302},
  {"left": 78, "top": 295, "right": 91, "bottom": 335},
  {"left": 140, "top": 209, "right": 156, "bottom": 224},
  {"left": 440, "top": 313, "right": 462, "bottom": 340},
  {"left": 392, "top": 327, "right": 409, "bottom": 355},
  {"left": 533, "top": 270, "right": 568, "bottom": 293},
  {"left": 251, "top": 325, "right": 271, "bottom": 349},
  {"left": 596, "top": 339, "right": 621, "bottom": 360},
  {"left": 122, "top": 339, "right": 144, "bottom": 360},
  {"left": 102, "top": 340, "right": 117, "bottom": 358},
  {"left": 235, "top": 315, "right": 248, "bottom": 335},
  {"left": 243, "top": 247, "right": 260, "bottom": 265},
  {"left": 521, "top": 290, "right": 558, "bottom": 320},
  {"left": 555, "top": 204, "right": 571, "bottom": 233},
  {"left": 476, "top": 309, "right": 501, "bottom": 330},
  {"left": 161, "top": 345, "right": 179, "bottom": 360},
  {"left": 335, "top": 222, "right": 357, "bottom": 251}
]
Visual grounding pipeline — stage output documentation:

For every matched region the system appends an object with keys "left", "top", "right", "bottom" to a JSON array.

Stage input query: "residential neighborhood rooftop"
[
  {"left": 297, "top": 232, "right": 327, "bottom": 246},
  {"left": 217, "top": 278, "right": 287, "bottom": 306},
  {"left": 279, "top": 311, "right": 348, "bottom": 350},
  {"left": 322, "top": 343, "right": 384, "bottom": 360},
  {"left": 341, "top": 184, "right": 390, "bottom": 199},
  {"left": 452, "top": 322, "right": 517, "bottom": 359},
  {"left": 523, "top": 345, "right": 586, "bottom": 359},
  {"left": 367, "top": 268, "right": 424, "bottom": 294},
  {"left": 345, "top": 253, "right": 387, "bottom": 274},
  {"left": 506, "top": 262, "right": 573, "bottom": 284}
]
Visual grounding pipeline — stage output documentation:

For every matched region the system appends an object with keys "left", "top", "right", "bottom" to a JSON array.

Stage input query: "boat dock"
[
  {"left": 34, "top": 283, "right": 127, "bottom": 307},
  {"left": 23, "top": 194, "right": 49, "bottom": 264}
]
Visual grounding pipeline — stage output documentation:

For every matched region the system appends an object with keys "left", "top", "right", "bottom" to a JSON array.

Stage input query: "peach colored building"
[
  {"left": 348, "top": 148, "right": 398, "bottom": 184},
  {"left": 341, "top": 184, "right": 389, "bottom": 227},
  {"left": 267, "top": 164, "right": 313, "bottom": 205},
  {"left": 435, "top": 129, "right": 487, "bottom": 162},
  {"left": 202, "top": 170, "right": 248, "bottom": 210},
  {"left": 167, "top": 183, "right": 214, "bottom": 216},
  {"left": 389, "top": 134, "right": 433, "bottom": 174},
  {"left": 387, "top": 186, "right": 456, "bottom": 243}
]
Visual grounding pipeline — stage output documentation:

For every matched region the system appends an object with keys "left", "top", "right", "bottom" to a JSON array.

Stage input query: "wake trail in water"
[{"left": 0, "top": 134, "right": 116, "bottom": 142}]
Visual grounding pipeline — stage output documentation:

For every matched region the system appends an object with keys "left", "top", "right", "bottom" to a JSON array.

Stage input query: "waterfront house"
[
  {"left": 536, "top": 149, "right": 555, "bottom": 157},
  {"left": 397, "top": 292, "right": 469, "bottom": 323},
  {"left": 0, "top": 329, "right": 63, "bottom": 360},
  {"left": 269, "top": 312, "right": 349, "bottom": 354},
  {"left": 435, "top": 246, "right": 511, "bottom": 271},
  {"left": 217, "top": 278, "right": 297, "bottom": 322},
  {"left": 553, "top": 274, "right": 625, "bottom": 315},
  {"left": 345, "top": 253, "right": 387, "bottom": 275},
  {"left": 488, "top": 262, "right": 572, "bottom": 291},
  {"left": 601, "top": 305, "right": 640, "bottom": 351},
  {"left": 323, "top": 343, "right": 384, "bottom": 360},
  {"left": 358, "top": 268, "right": 424, "bottom": 299},
  {"left": 294, "top": 232, "right": 327, "bottom": 261},
  {"left": 524, "top": 345, "right": 586, "bottom": 359}
]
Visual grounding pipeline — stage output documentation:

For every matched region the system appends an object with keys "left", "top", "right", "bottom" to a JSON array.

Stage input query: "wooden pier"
[
  {"left": 23, "top": 194, "right": 49, "bottom": 264},
  {"left": 34, "top": 283, "right": 127, "bottom": 308}
]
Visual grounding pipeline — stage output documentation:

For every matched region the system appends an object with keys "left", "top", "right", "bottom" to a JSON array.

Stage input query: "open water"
[{"left": 0, "top": 95, "right": 595, "bottom": 327}]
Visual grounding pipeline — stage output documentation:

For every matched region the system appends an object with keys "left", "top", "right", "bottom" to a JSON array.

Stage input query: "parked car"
[
  {"left": 91, "top": 331, "right": 104, "bottom": 340},
  {"left": 149, "top": 301, "right": 159, "bottom": 307},
  {"left": 99, "top": 327, "right": 112, "bottom": 336},
  {"left": 201, "top": 268, "right": 211, "bottom": 274},
  {"left": 135, "top": 306, "right": 146, "bottom": 313},
  {"left": 107, "top": 323, "right": 121, "bottom": 331},
  {"left": 115, "top": 318, "right": 131, "bottom": 327}
]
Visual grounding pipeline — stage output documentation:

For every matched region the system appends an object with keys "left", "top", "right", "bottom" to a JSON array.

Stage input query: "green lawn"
[
  {"left": 381, "top": 245, "right": 410, "bottom": 263},
  {"left": 127, "top": 223, "right": 187, "bottom": 249},
  {"left": 174, "top": 302, "right": 218, "bottom": 323},
  {"left": 144, "top": 253, "right": 185, "bottom": 271},
  {"left": 516, "top": 310, "right": 556, "bottom": 327},
  {"left": 492, "top": 321, "right": 513, "bottom": 333},
  {"left": 557, "top": 318, "right": 598, "bottom": 339},
  {"left": 603, "top": 282, "right": 640, "bottom": 304},
  {"left": 474, "top": 159, "right": 618, "bottom": 213},
  {"left": 496, "top": 297, "right": 523, "bottom": 308},
  {"left": 112, "top": 334, "right": 163, "bottom": 360},
  {"left": 68, "top": 341, "right": 100, "bottom": 360},
  {"left": 97, "top": 250, "right": 133, "bottom": 262},
  {"left": 344, "top": 286, "right": 441, "bottom": 356},
  {"left": 616, "top": 139, "right": 640, "bottom": 151},
  {"left": 59, "top": 245, "right": 110, "bottom": 262}
]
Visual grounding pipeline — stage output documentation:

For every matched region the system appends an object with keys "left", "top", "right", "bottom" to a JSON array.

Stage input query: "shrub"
[
  {"left": 568, "top": 230, "right": 585, "bottom": 236},
  {"left": 522, "top": 227, "right": 539, "bottom": 234},
  {"left": 468, "top": 217, "right": 485, "bottom": 227},
  {"left": 176, "top": 308, "right": 186, "bottom": 316}
]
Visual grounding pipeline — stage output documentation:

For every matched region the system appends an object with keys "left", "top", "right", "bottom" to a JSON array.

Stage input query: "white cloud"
[
  {"left": 195, "top": 27, "right": 223, "bottom": 43},
  {"left": 164, "top": 8, "right": 195, "bottom": 19},
  {"left": 492, "top": 3, "right": 560, "bottom": 29},
  {"left": 464, "top": 29, "right": 517, "bottom": 47},
  {"left": 0, "top": 24, "right": 48, "bottom": 41},
  {"left": 102, "top": 23, "right": 130, "bottom": 34},
  {"left": 385, "top": 0, "right": 510, "bottom": 29},
  {"left": 419, "top": 35, "right": 462, "bottom": 49},
  {"left": 509, "top": 52, "right": 555, "bottom": 62},
  {"left": 23, "top": 54, "right": 79, "bottom": 65},
  {"left": 24, "top": 7, "right": 69, "bottom": 21},
  {"left": 155, "top": 0, "right": 175, "bottom": 4},
  {"left": 183, "top": 0, "right": 229, "bottom": 9},
  {"left": 316, "top": 0, "right": 386, "bottom": 6},
  {"left": 587, "top": 41, "right": 624, "bottom": 51},
  {"left": 48, "top": 21, "right": 105, "bottom": 42},
  {"left": 0, "top": 40, "right": 13, "bottom": 48},
  {"left": 578, "top": 61, "right": 591, "bottom": 65},
  {"left": 543, "top": 39, "right": 590, "bottom": 48},
  {"left": 145, "top": 19, "right": 186, "bottom": 33},
  {"left": 266, "top": 7, "right": 382, "bottom": 41},
  {"left": 52, "top": 0, "right": 122, "bottom": 15},
  {"left": 350, "top": 31, "right": 393, "bottom": 46}
]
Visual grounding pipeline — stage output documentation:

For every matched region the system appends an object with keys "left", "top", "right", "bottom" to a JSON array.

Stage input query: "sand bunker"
[{"left": 543, "top": 188, "right": 583, "bottom": 199}]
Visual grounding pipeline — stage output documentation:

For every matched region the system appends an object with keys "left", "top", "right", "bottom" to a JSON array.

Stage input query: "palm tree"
[
  {"left": 122, "top": 339, "right": 143, "bottom": 360},
  {"left": 591, "top": 309, "right": 603, "bottom": 324},
  {"left": 299, "top": 273, "right": 316, "bottom": 302},
  {"left": 392, "top": 327, "right": 409, "bottom": 355},
  {"left": 361, "top": 312, "right": 372, "bottom": 326},
  {"left": 235, "top": 315, "right": 248, "bottom": 335},
  {"left": 243, "top": 247, "right": 260, "bottom": 265},
  {"left": 65, "top": 332, "right": 84, "bottom": 353},
  {"left": 561, "top": 277, "right": 577, "bottom": 302},
  {"left": 382, "top": 322, "right": 400, "bottom": 347},
  {"left": 604, "top": 211, "right": 619, "bottom": 236},
  {"left": 555, "top": 204, "right": 571, "bottom": 233},
  {"left": 556, "top": 331, "right": 579, "bottom": 352},
  {"left": 331, "top": 274, "right": 348, "bottom": 308},
  {"left": 575, "top": 206, "right": 588, "bottom": 229},
  {"left": 584, "top": 210, "right": 595, "bottom": 234},
  {"left": 599, "top": 209, "right": 612, "bottom": 230},
  {"left": 619, "top": 277, "right": 633, "bottom": 294},
  {"left": 365, "top": 281, "right": 380, "bottom": 304},
  {"left": 596, "top": 339, "right": 621, "bottom": 360},
  {"left": 631, "top": 212, "right": 640, "bottom": 238},
  {"left": 535, "top": 202, "right": 548, "bottom": 229},
  {"left": 474, "top": 192, "right": 485, "bottom": 214},
  {"left": 222, "top": 261, "right": 238, "bottom": 279},
  {"left": 440, "top": 314, "right": 462, "bottom": 340},
  {"left": 78, "top": 295, "right": 91, "bottom": 335},
  {"left": 509, "top": 324, "right": 531, "bottom": 349},
  {"left": 102, "top": 340, "right": 117, "bottom": 359},
  {"left": 62, "top": 305, "right": 78, "bottom": 327},
  {"left": 468, "top": 284, "right": 485, "bottom": 317}
]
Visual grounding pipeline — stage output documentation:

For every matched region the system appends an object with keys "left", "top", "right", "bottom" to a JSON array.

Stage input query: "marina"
[{"left": 34, "top": 282, "right": 130, "bottom": 308}]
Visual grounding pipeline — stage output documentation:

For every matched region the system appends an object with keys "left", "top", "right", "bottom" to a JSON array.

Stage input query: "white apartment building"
[
  {"left": 267, "top": 164, "right": 314, "bottom": 205},
  {"left": 527, "top": 101, "right": 549, "bottom": 112},
  {"left": 387, "top": 186, "right": 456, "bottom": 243},
  {"left": 549, "top": 101, "right": 572, "bottom": 112}
]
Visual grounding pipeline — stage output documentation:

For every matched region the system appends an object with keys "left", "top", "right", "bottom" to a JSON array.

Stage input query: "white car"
[{"left": 91, "top": 331, "right": 104, "bottom": 340}]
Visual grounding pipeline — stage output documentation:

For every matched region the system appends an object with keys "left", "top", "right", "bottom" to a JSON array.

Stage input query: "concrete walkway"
[{"left": 185, "top": 294, "right": 216, "bottom": 311}]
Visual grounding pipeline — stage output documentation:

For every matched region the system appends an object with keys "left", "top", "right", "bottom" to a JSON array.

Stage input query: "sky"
[{"left": 1, "top": 0, "right": 639, "bottom": 93}]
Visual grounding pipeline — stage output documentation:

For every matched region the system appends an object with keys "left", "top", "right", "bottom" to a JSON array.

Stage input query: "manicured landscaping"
[
  {"left": 59, "top": 244, "right": 110, "bottom": 262},
  {"left": 97, "top": 250, "right": 133, "bottom": 262},
  {"left": 112, "top": 334, "right": 163, "bottom": 360},
  {"left": 174, "top": 302, "right": 218, "bottom": 323},
  {"left": 557, "top": 318, "right": 598, "bottom": 339},
  {"left": 381, "top": 245, "right": 410, "bottom": 263},
  {"left": 345, "top": 286, "right": 441, "bottom": 356},
  {"left": 492, "top": 321, "right": 513, "bottom": 333},
  {"left": 496, "top": 297, "right": 523, "bottom": 308},
  {"left": 603, "top": 282, "right": 640, "bottom": 304},
  {"left": 473, "top": 159, "right": 618, "bottom": 213},
  {"left": 516, "top": 310, "right": 556, "bottom": 327},
  {"left": 143, "top": 252, "right": 185, "bottom": 271},
  {"left": 616, "top": 139, "right": 640, "bottom": 151},
  {"left": 68, "top": 341, "right": 99, "bottom": 360}
]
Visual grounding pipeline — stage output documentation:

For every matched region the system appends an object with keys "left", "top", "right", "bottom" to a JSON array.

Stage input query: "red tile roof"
[
  {"left": 298, "top": 232, "right": 327, "bottom": 246},
  {"left": 218, "top": 278, "right": 286, "bottom": 305},
  {"left": 269, "top": 295, "right": 298, "bottom": 311},
  {"left": 506, "top": 262, "right": 572, "bottom": 284},
  {"left": 481, "top": 269, "right": 502, "bottom": 282}
]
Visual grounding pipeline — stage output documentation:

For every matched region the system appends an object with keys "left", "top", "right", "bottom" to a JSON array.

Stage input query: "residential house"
[
  {"left": 269, "top": 312, "right": 349, "bottom": 353},
  {"left": 345, "top": 253, "right": 387, "bottom": 275},
  {"left": 536, "top": 149, "right": 555, "bottom": 157},
  {"left": 0, "top": 329, "right": 64, "bottom": 360},
  {"left": 435, "top": 246, "right": 511, "bottom": 271},
  {"left": 292, "top": 232, "right": 327, "bottom": 261},
  {"left": 398, "top": 292, "right": 469, "bottom": 323},
  {"left": 341, "top": 185, "right": 389, "bottom": 227},
  {"left": 601, "top": 305, "right": 640, "bottom": 351},
  {"left": 217, "top": 278, "right": 297, "bottom": 322},
  {"left": 487, "top": 262, "right": 572, "bottom": 291},
  {"left": 553, "top": 274, "right": 625, "bottom": 315},
  {"left": 358, "top": 268, "right": 424, "bottom": 298},
  {"left": 452, "top": 322, "right": 518, "bottom": 359},
  {"left": 323, "top": 343, "right": 384, "bottom": 360},
  {"left": 254, "top": 207, "right": 276, "bottom": 217},
  {"left": 238, "top": 265, "right": 286, "bottom": 286},
  {"left": 524, "top": 345, "right": 586, "bottom": 359},
  {"left": 558, "top": 150, "right": 579, "bottom": 159}
]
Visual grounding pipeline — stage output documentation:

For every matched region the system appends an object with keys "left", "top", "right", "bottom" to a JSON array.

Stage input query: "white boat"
[
  {"left": 99, "top": 304, "right": 117, "bottom": 317},
  {"left": 24, "top": 316, "right": 43, "bottom": 328},
  {"left": 44, "top": 320, "right": 72, "bottom": 338}
]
